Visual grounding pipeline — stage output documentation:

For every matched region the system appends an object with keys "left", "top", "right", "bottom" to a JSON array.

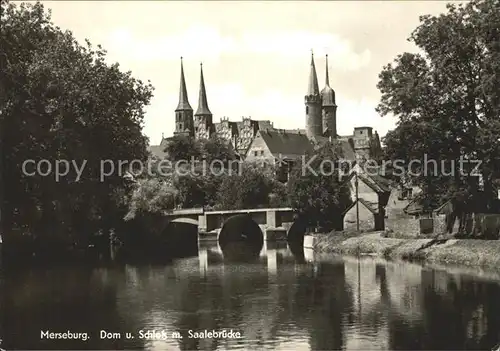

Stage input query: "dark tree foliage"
[
  {"left": 199, "top": 135, "right": 236, "bottom": 164},
  {"left": 287, "top": 141, "right": 352, "bottom": 231},
  {"left": 164, "top": 134, "right": 235, "bottom": 164},
  {"left": 215, "top": 162, "right": 282, "bottom": 210},
  {"left": 163, "top": 135, "right": 201, "bottom": 161},
  {"left": 1, "top": 1, "right": 154, "bottom": 258},
  {"left": 378, "top": 0, "right": 500, "bottom": 231}
]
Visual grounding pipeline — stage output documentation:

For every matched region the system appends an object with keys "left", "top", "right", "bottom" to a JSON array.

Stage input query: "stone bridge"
[{"left": 162, "top": 207, "right": 305, "bottom": 242}]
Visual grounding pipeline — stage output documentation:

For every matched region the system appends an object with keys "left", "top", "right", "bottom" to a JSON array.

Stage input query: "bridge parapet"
[
  {"left": 167, "top": 207, "right": 204, "bottom": 216},
  {"left": 204, "top": 207, "right": 293, "bottom": 215}
]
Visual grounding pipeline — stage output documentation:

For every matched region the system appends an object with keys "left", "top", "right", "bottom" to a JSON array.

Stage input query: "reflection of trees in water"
[
  {"left": 290, "top": 262, "right": 353, "bottom": 350},
  {"left": 340, "top": 260, "right": 500, "bottom": 351},
  {"left": 386, "top": 269, "right": 500, "bottom": 350},
  {"left": 1, "top": 266, "right": 143, "bottom": 350}
]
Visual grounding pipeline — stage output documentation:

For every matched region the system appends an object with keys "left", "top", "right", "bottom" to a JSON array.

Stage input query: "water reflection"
[{"left": 1, "top": 243, "right": 499, "bottom": 350}]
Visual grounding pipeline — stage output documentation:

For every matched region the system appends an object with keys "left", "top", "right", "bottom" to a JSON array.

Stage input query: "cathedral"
[{"left": 149, "top": 53, "right": 382, "bottom": 161}]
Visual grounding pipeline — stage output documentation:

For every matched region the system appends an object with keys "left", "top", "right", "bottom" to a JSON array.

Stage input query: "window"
[
  {"left": 306, "top": 106, "right": 309, "bottom": 114},
  {"left": 260, "top": 150, "right": 264, "bottom": 156},
  {"left": 254, "top": 151, "right": 258, "bottom": 156}
]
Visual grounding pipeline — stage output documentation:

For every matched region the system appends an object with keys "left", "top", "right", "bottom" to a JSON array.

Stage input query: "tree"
[
  {"left": 377, "top": 0, "right": 500, "bottom": 233},
  {"left": 215, "top": 163, "right": 276, "bottom": 210},
  {"left": 287, "top": 141, "right": 352, "bottom": 232},
  {"left": 163, "top": 135, "right": 201, "bottom": 161},
  {"left": 199, "top": 135, "right": 235, "bottom": 164},
  {"left": 124, "top": 179, "right": 177, "bottom": 220},
  {"left": 1, "top": 1, "right": 154, "bottom": 257}
]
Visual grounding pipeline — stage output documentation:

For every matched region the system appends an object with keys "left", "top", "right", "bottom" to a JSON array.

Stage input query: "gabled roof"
[
  {"left": 342, "top": 198, "right": 379, "bottom": 216},
  {"left": 285, "top": 128, "right": 307, "bottom": 134},
  {"left": 257, "top": 120, "right": 273, "bottom": 130},
  {"left": 403, "top": 193, "right": 445, "bottom": 215},
  {"left": 359, "top": 173, "right": 392, "bottom": 193},
  {"left": 311, "top": 136, "right": 356, "bottom": 161},
  {"left": 258, "top": 129, "right": 314, "bottom": 156},
  {"left": 339, "top": 139, "right": 356, "bottom": 160},
  {"left": 344, "top": 170, "right": 391, "bottom": 195}
]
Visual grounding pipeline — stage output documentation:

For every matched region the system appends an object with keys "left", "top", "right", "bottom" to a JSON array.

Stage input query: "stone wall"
[{"left": 385, "top": 210, "right": 448, "bottom": 238}]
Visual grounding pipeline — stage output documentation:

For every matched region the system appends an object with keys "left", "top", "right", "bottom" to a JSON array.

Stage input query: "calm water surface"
[{"left": 1, "top": 242, "right": 500, "bottom": 350}]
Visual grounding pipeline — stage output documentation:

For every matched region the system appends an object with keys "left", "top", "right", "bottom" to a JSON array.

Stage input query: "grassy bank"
[{"left": 313, "top": 232, "right": 500, "bottom": 269}]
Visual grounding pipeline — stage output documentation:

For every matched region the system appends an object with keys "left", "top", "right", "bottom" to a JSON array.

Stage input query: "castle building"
[{"left": 148, "top": 53, "right": 382, "bottom": 161}]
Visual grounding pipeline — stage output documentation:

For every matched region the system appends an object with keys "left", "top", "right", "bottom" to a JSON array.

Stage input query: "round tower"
[{"left": 305, "top": 52, "right": 323, "bottom": 139}]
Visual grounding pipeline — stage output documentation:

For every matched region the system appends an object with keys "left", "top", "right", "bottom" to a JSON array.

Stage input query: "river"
[{"left": 1, "top": 241, "right": 500, "bottom": 350}]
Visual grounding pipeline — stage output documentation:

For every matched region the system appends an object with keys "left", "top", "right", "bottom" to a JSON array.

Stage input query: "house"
[
  {"left": 342, "top": 168, "right": 392, "bottom": 231},
  {"left": 244, "top": 129, "right": 359, "bottom": 181},
  {"left": 245, "top": 129, "right": 314, "bottom": 163}
]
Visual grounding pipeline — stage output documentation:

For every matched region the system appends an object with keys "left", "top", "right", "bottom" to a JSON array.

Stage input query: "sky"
[{"left": 40, "top": 1, "right": 461, "bottom": 145}]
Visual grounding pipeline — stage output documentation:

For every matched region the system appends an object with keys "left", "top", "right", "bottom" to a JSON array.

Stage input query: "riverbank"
[{"left": 313, "top": 231, "right": 500, "bottom": 269}]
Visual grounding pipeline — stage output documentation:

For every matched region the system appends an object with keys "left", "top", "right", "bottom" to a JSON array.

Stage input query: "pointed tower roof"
[
  {"left": 195, "top": 63, "right": 211, "bottom": 116},
  {"left": 307, "top": 51, "right": 320, "bottom": 96},
  {"left": 321, "top": 54, "right": 336, "bottom": 107},
  {"left": 176, "top": 57, "right": 192, "bottom": 111}
]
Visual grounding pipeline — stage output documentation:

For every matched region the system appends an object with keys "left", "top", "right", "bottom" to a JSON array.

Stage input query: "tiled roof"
[
  {"left": 311, "top": 136, "right": 356, "bottom": 161},
  {"left": 359, "top": 198, "right": 379, "bottom": 214},
  {"left": 342, "top": 198, "right": 379, "bottom": 215},
  {"left": 283, "top": 128, "right": 306, "bottom": 134},
  {"left": 258, "top": 130, "right": 314, "bottom": 156},
  {"left": 339, "top": 140, "right": 356, "bottom": 160},
  {"left": 358, "top": 173, "right": 392, "bottom": 193},
  {"left": 257, "top": 120, "right": 273, "bottom": 130},
  {"left": 403, "top": 194, "right": 444, "bottom": 215}
]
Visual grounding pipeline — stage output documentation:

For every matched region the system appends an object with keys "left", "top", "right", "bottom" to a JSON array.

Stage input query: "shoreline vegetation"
[{"left": 312, "top": 231, "right": 500, "bottom": 271}]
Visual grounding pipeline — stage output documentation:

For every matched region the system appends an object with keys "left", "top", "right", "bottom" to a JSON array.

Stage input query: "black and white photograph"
[{"left": 1, "top": 0, "right": 500, "bottom": 350}]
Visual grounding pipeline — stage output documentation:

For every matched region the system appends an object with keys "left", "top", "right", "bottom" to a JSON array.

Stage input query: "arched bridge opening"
[
  {"left": 218, "top": 214, "right": 263, "bottom": 262},
  {"left": 162, "top": 218, "right": 199, "bottom": 258}
]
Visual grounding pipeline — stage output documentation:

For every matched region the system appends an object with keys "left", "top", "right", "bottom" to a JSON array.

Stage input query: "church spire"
[
  {"left": 321, "top": 54, "right": 336, "bottom": 107},
  {"left": 325, "top": 54, "right": 330, "bottom": 87},
  {"left": 307, "top": 51, "right": 320, "bottom": 96},
  {"left": 176, "top": 57, "right": 192, "bottom": 111},
  {"left": 195, "top": 63, "right": 211, "bottom": 116}
]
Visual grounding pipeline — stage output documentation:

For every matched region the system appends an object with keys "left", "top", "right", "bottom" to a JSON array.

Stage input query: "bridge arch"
[
  {"left": 170, "top": 218, "right": 199, "bottom": 226},
  {"left": 162, "top": 217, "right": 199, "bottom": 257},
  {"left": 218, "top": 214, "right": 263, "bottom": 261},
  {"left": 286, "top": 214, "right": 309, "bottom": 245}
]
